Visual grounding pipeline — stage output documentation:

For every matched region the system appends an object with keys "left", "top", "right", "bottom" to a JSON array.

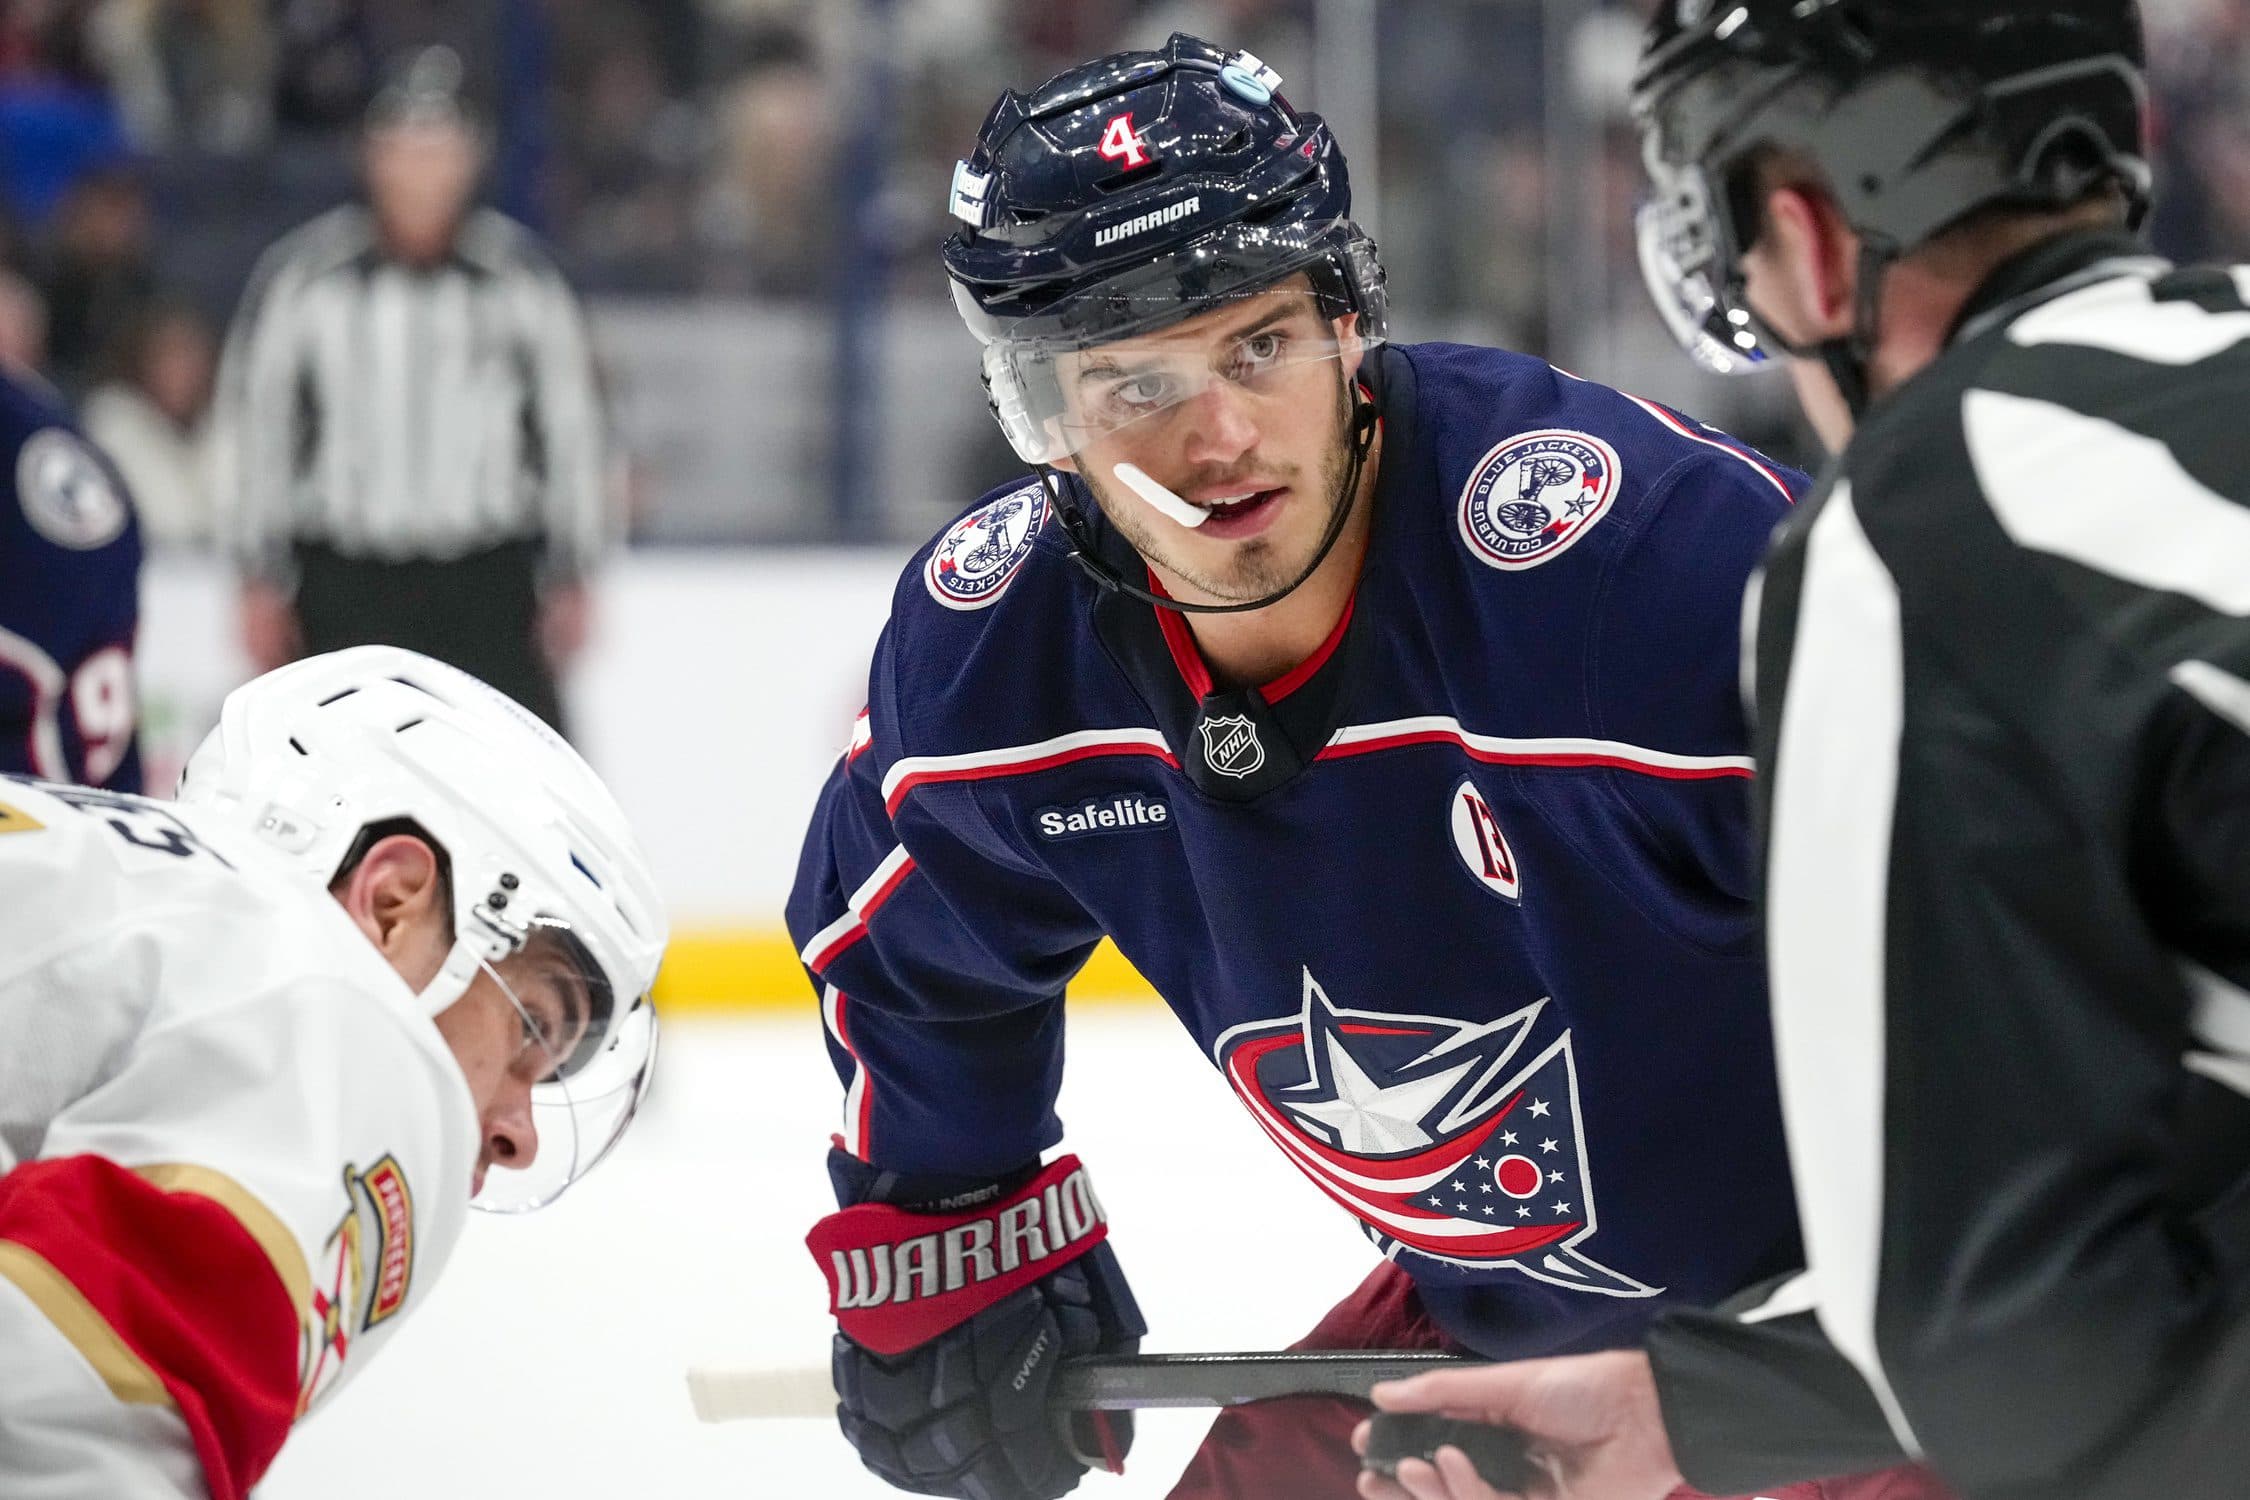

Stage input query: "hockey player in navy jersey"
[
  {"left": 788, "top": 33, "right": 1943, "bottom": 1500},
  {"left": 0, "top": 368, "right": 141, "bottom": 791}
]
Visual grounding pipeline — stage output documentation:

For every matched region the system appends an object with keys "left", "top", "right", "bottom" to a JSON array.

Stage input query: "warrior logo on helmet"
[
  {"left": 1215, "top": 969, "right": 1658, "bottom": 1295},
  {"left": 924, "top": 483, "right": 1051, "bottom": 611},
  {"left": 1457, "top": 430, "right": 1622, "bottom": 572}
]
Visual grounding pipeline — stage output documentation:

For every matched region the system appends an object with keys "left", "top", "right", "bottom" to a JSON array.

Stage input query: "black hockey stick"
[
  {"left": 687, "top": 1350, "right": 1539, "bottom": 1489},
  {"left": 1058, "top": 1349, "right": 1481, "bottom": 1407},
  {"left": 686, "top": 1350, "right": 1484, "bottom": 1420}
]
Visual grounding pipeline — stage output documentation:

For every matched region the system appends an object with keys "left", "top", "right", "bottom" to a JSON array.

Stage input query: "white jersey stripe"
[
  {"left": 849, "top": 845, "right": 915, "bottom": 913},
  {"left": 1622, "top": 393, "right": 1797, "bottom": 503},
  {"left": 1323, "top": 717, "right": 1754, "bottom": 779},
  {"left": 882, "top": 728, "right": 1177, "bottom": 813},
  {"left": 1966, "top": 390, "right": 2250, "bottom": 615},
  {"left": 2005, "top": 269, "right": 2250, "bottom": 364},
  {"left": 799, "top": 845, "right": 917, "bottom": 971},
  {"left": 0, "top": 626, "right": 68, "bottom": 780},
  {"left": 2171, "top": 660, "right": 2250, "bottom": 740},
  {"left": 797, "top": 911, "right": 862, "bottom": 972},
  {"left": 821, "top": 985, "right": 871, "bottom": 1158},
  {"left": 1738, "top": 1269, "right": 1821, "bottom": 1326},
  {"left": 1763, "top": 482, "right": 1924, "bottom": 1456},
  {"left": 879, "top": 720, "right": 1748, "bottom": 814}
]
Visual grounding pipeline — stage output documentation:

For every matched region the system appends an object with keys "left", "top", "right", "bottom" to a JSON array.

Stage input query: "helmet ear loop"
[{"left": 418, "top": 935, "right": 485, "bottom": 1017}]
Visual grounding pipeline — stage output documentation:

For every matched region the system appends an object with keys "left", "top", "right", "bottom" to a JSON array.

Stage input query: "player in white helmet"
[{"left": 0, "top": 645, "right": 664, "bottom": 1500}]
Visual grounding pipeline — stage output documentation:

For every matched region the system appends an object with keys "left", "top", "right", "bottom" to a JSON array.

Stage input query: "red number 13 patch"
[{"left": 1098, "top": 113, "right": 1151, "bottom": 169}]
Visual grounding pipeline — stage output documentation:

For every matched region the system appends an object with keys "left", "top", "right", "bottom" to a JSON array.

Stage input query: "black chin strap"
[
  {"left": 1752, "top": 239, "right": 1894, "bottom": 420},
  {"left": 1808, "top": 241, "right": 1895, "bottom": 419},
  {"left": 1045, "top": 373, "right": 1382, "bottom": 617}
]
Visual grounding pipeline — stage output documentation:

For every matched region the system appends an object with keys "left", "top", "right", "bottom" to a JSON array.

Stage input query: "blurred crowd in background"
[{"left": 0, "top": 0, "right": 2246, "bottom": 550}]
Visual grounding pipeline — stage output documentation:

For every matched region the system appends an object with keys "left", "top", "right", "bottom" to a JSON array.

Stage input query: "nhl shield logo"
[
  {"left": 1458, "top": 429, "right": 1622, "bottom": 572},
  {"left": 924, "top": 483, "right": 1049, "bottom": 611},
  {"left": 1199, "top": 713, "right": 1265, "bottom": 779}
]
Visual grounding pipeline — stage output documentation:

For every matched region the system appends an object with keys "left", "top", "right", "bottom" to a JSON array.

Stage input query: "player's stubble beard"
[{"left": 1079, "top": 369, "right": 1357, "bottom": 605}]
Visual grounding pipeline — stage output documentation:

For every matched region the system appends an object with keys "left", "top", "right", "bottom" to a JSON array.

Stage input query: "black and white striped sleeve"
[
  {"left": 209, "top": 237, "right": 313, "bottom": 583},
  {"left": 1650, "top": 263, "right": 2250, "bottom": 1500},
  {"left": 509, "top": 249, "right": 608, "bottom": 581}
]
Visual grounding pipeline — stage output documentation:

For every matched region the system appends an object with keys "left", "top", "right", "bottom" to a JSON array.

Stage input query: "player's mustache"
[{"left": 1172, "top": 466, "right": 1294, "bottom": 499}]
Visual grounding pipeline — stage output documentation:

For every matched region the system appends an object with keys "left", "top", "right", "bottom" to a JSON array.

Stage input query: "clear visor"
[
  {"left": 470, "top": 917, "right": 659, "bottom": 1214},
  {"left": 1634, "top": 160, "right": 1776, "bottom": 376},
  {"left": 985, "top": 295, "right": 1372, "bottom": 467},
  {"left": 969, "top": 221, "right": 1383, "bottom": 466}
]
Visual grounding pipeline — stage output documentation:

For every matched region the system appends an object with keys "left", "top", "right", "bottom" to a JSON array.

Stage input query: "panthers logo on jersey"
[
  {"left": 296, "top": 1154, "right": 416, "bottom": 1417},
  {"left": 1213, "top": 968, "right": 1657, "bottom": 1296},
  {"left": 1457, "top": 429, "right": 1621, "bottom": 572},
  {"left": 924, "top": 483, "right": 1049, "bottom": 611}
]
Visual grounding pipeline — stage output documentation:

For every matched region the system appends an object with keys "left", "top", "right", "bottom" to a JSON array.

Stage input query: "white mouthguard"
[{"left": 1113, "top": 463, "right": 1211, "bottom": 529}]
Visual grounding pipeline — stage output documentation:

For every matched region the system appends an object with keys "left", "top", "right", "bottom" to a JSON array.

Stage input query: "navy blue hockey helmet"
[
  {"left": 943, "top": 33, "right": 1386, "bottom": 465},
  {"left": 1631, "top": 0, "right": 2150, "bottom": 375}
]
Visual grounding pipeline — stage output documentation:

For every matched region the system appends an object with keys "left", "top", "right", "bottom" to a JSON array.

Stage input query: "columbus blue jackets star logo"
[{"left": 1213, "top": 969, "right": 1659, "bottom": 1296}]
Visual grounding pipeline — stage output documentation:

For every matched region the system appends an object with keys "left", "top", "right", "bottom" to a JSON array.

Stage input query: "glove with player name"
[{"left": 810, "top": 1150, "right": 1147, "bottom": 1500}]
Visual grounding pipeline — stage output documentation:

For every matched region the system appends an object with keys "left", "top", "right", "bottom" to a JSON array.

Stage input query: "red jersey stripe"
[{"left": 0, "top": 1155, "right": 304, "bottom": 1500}]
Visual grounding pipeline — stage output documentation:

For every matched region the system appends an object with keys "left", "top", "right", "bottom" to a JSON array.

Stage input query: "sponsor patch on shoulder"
[
  {"left": 18, "top": 427, "right": 127, "bottom": 550},
  {"left": 1457, "top": 429, "right": 1621, "bottom": 572},
  {"left": 924, "top": 483, "right": 1049, "bottom": 611}
]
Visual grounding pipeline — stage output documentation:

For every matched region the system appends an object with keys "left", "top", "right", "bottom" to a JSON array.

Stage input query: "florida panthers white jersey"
[{"left": 0, "top": 775, "right": 474, "bottom": 1500}]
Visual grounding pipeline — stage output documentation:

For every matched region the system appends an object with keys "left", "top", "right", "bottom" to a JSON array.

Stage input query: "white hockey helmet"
[{"left": 176, "top": 645, "right": 668, "bottom": 1212}]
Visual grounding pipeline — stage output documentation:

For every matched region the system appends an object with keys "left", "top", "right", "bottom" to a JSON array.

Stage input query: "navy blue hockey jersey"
[
  {"left": 0, "top": 371, "right": 140, "bottom": 792},
  {"left": 788, "top": 342, "right": 1806, "bottom": 1360}
]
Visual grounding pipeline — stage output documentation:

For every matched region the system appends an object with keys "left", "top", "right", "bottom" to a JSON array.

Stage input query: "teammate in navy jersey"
[
  {"left": 0, "top": 368, "right": 140, "bottom": 792},
  {"left": 788, "top": 34, "right": 1942, "bottom": 1500}
]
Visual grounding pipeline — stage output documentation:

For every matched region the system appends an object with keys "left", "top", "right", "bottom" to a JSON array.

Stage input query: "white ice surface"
[{"left": 260, "top": 1008, "right": 1381, "bottom": 1498}]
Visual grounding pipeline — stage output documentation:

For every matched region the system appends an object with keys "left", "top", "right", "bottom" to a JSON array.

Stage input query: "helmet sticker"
[
  {"left": 1097, "top": 112, "right": 1152, "bottom": 170},
  {"left": 948, "top": 161, "right": 991, "bottom": 227},
  {"left": 1220, "top": 51, "right": 1283, "bottom": 104}
]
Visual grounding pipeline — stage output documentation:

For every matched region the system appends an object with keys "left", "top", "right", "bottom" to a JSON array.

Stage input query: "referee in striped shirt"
[
  {"left": 1357, "top": 5, "right": 2250, "bottom": 1500},
  {"left": 213, "top": 48, "right": 607, "bottom": 733}
]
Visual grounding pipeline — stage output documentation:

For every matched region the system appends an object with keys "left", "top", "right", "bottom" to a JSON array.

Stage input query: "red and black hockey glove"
[{"left": 810, "top": 1149, "right": 1147, "bottom": 1500}]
